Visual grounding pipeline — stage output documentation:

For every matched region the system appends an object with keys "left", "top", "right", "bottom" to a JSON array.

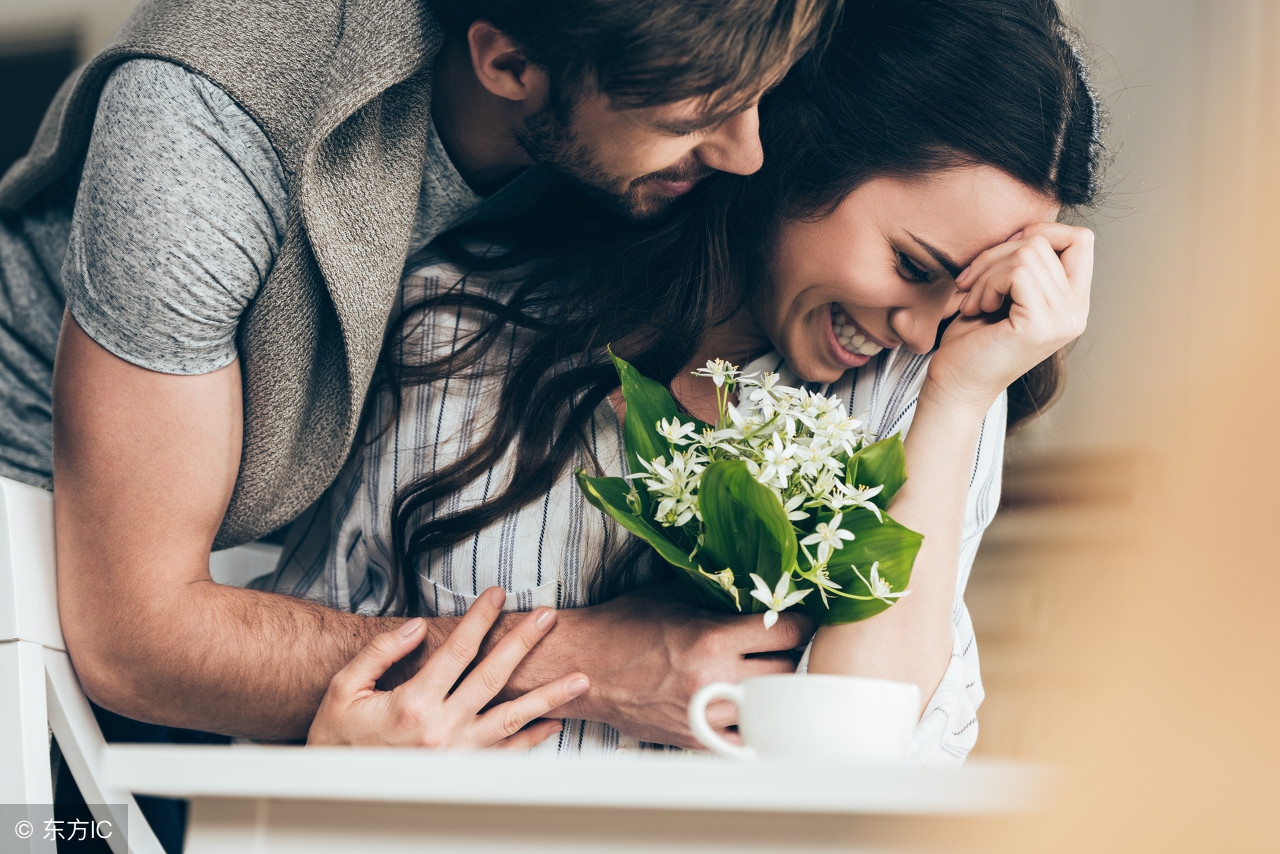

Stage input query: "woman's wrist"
[{"left": 916, "top": 377, "right": 1000, "bottom": 426}]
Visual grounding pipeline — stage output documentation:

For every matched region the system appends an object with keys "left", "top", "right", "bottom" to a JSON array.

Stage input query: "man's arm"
[
  {"left": 54, "top": 313, "right": 809, "bottom": 742},
  {"left": 53, "top": 313, "right": 402, "bottom": 738}
]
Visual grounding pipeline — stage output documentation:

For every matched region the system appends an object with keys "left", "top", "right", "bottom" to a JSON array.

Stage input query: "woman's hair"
[
  {"left": 731, "top": 0, "right": 1106, "bottom": 425},
  {"left": 377, "top": 0, "right": 1108, "bottom": 612}
]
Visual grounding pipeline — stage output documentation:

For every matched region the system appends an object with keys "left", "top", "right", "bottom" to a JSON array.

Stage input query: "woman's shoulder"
[
  {"left": 399, "top": 243, "right": 566, "bottom": 313},
  {"left": 401, "top": 248, "right": 501, "bottom": 303}
]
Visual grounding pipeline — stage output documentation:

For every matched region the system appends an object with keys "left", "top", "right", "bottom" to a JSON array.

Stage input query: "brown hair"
[{"left": 429, "top": 0, "right": 840, "bottom": 113}]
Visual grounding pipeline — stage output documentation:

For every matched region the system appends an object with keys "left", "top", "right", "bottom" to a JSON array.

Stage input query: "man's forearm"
[{"left": 73, "top": 580, "right": 448, "bottom": 740}]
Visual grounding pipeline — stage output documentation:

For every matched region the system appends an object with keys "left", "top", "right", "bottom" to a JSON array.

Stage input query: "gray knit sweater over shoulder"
[{"left": 0, "top": 0, "right": 441, "bottom": 548}]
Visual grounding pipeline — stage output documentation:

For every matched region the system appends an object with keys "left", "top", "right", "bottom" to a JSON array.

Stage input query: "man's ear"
[{"left": 466, "top": 20, "right": 548, "bottom": 104}]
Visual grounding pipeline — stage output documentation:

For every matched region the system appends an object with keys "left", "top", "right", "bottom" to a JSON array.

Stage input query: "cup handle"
[{"left": 688, "top": 682, "right": 756, "bottom": 760}]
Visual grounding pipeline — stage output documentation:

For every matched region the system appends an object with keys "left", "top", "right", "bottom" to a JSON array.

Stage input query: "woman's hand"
[
  {"left": 307, "top": 587, "right": 589, "bottom": 749},
  {"left": 928, "top": 221, "right": 1093, "bottom": 414}
]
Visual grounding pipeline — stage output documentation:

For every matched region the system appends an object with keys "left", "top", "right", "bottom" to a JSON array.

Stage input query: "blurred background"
[{"left": 1, "top": 0, "right": 1276, "bottom": 850}]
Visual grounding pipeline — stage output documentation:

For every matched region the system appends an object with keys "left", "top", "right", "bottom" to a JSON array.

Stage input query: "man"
[{"left": 0, "top": 0, "right": 831, "bottom": 762}]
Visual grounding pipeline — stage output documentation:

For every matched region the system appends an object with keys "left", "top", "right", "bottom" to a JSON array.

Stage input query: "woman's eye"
[{"left": 896, "top": 251, "right": 932, "bottom": 283}]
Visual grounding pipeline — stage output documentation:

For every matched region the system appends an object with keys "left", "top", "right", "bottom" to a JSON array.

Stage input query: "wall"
[
  {"left": 0, "top": 0, "right": 136, "bottom": 58},
  {"left": 969, "top": 2, "right": 1280, "bottom": 850}
]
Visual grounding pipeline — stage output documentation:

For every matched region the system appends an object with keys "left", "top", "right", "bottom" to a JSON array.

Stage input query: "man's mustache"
[{"left": 636, "top": 163, "right": 716, "bottom": 186}]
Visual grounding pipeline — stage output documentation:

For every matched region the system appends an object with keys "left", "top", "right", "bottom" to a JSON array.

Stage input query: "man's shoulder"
[
  {"left": 100, "top": 58, "right": 246, "bottom": 123},
  {"left": 105, "top": 0, "right": 441, "bottom": 154}
]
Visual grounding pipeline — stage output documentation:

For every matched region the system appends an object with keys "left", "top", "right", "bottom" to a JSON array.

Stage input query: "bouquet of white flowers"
[{"left": 577, "top": 353, "right": 924, "bottom": 628}]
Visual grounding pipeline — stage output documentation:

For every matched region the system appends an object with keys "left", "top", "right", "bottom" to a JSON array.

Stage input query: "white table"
[{"left": 103, "top": 745, "right": 1051, "bottom": 852}]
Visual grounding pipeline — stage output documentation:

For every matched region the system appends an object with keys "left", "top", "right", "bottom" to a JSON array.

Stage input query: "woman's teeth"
[{"left": 831, "top": 305, "right": 884, "bottom": 357}]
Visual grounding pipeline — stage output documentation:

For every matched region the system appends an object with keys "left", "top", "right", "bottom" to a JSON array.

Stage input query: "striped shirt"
[{"left": 253, "top": 259, "right": 1001, "bottom": 763}]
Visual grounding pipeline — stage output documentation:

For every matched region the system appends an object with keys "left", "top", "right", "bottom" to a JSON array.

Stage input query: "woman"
[{"left": 263, "top": 0, "right": 1105, "bottom": 760}]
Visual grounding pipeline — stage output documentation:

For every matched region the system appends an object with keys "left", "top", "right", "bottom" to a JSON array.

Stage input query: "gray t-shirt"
[
  {"left": 67, "top": 58, "right": 490, "bottom": 375},
  {"left": 0, "top": 58, "right": 546, "bottom": 487}
]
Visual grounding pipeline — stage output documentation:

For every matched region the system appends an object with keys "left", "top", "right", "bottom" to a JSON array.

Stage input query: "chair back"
[
  {"left": 0, "top": 477, "right": 61, "bottom": 650},
  {"left": 0, "top": 476, "right": 165, "bottom": 854}
]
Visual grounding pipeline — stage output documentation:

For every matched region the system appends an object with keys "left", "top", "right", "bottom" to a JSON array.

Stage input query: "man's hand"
[
  {"left": 509, "top": 583, "right": 815, "bottom": 749},
  {"left": 309, "top": 589, "right": 588, "bottom": 749}
]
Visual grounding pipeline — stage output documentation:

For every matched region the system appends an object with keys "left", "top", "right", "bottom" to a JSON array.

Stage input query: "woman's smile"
[{"left": 828, "top": 303, "right": 889, "bottom": 366}]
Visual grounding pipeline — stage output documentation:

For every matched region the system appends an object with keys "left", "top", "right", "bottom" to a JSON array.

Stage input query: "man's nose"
[{"left": 694, "top": 105, "right": 764, "bottom": 176}]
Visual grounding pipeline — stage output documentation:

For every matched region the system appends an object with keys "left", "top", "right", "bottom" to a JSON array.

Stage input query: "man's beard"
[{"left": 517, "top": 104, "right": 688, "bottom": 222}]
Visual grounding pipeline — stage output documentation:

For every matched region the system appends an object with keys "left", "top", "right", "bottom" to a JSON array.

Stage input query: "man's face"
[{"left": 516, "top": 87, "right": 768, "bottom": 221}]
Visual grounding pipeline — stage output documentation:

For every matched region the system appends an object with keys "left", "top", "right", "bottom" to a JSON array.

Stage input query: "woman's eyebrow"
[{"left": 905, "top": 231, "right": 964, "bottom": 279}]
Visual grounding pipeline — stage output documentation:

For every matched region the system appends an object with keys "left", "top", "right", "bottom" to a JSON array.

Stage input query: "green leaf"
[
  {"left": 608, "top": 349, "right": 680, "bottom": 482},
  {"left": 576, "top": 470, "right": 737, "bottom": 611},
  {"left": 576, "top": 471, "right": 697, "bottom": 572},
  {"left": 802, "top": 511, "right": 923, "bottom": 624},
  {"left": 846, "top": 434, "right": 908, "bottom": 509},
  {"left": 697, "top": 460, "right": 798, "bottom": 606}
]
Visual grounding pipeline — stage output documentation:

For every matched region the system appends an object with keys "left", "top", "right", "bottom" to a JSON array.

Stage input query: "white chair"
[{"left": 0, "top": 475, "right": 280, "bottom": 853}]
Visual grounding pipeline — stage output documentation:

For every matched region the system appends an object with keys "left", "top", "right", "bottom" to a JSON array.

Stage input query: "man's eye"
[{"left": 896, "top": 251, "right": 932, "bottom": 283}]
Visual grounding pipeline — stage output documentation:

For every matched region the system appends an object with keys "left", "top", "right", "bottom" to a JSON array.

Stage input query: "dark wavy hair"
[{"left": 377, "top": 0, "right": 1109, "bottom": 613}]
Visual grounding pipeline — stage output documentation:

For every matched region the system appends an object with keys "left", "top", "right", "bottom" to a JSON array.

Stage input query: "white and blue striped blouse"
[{"left": 252, "top": 258, "right": 1001, "bottom": 764}]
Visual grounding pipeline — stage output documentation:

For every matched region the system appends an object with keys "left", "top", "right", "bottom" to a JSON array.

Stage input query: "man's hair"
[{"left": 430, "top": 0, "right": 841, "bottom": 112}]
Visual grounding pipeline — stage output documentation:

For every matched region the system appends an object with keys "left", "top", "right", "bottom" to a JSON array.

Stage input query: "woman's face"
[{"left": 757, "top": 166, "right": 1060, "bottom": 384}]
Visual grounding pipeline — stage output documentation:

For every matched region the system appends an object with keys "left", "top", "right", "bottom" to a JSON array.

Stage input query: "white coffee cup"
[{"left": 688, "top": 673, "right": 921, "bottom": 762}]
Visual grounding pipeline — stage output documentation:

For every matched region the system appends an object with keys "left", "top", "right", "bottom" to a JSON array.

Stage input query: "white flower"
[
  {"left": 852, "top": 561, "right": 910, "bottom": 604},
  {"left": 693, "top": 426, "right": 744, "bottom": 455},
  {"left": 792, "top": 441, "right": 838, "bottom": 481},
  {"left": 657, "top": 417, "right": 698, "bottom": 445},
  {"left": 782, "top": 493, "right": 809, "bottom": 522},
  {"left": 753, "top": 433, "right": 797, "bottom": 489},
  {"left": 800, "top": 512, "right": 856, "bottom": 563},
  {"left": 815, "top": 411, "right": 871, "bottom": 456},
  {"left": 698, "top": 567, "right": 742, "bottom": 610},
  {"left": 691, "top": 358, "right": 740, "bottom": 388},
  {"left": 633, "top": 451, "right": 705, "bottom": 528},
  {"left": 811, "top": 563, "right": 843, "bottom": 607},
  {"left": 725, "top": 402, "right": 747, "bottom": 431},
  {"left": 742, "top": 372, "right": 797, "bottom": 419},
  {"left": 748, "top": 572, "right": 812, "bottom": 629},
  {"left": 840, "top": 483, "right": 885, "bottom": 522},
  {"left": 807, "top": 469, "right": 843, "bottom": 504},
  {"left": 797, "top": 542, "right": 843, "bottom": 608},
  {"left": 655, "top": 494, "right": 698, "bottom": 527}
]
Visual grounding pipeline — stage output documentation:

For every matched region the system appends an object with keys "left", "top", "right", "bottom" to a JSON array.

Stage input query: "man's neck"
[{"left": 431, "top": 39, "right": 534, "bottom": 196}]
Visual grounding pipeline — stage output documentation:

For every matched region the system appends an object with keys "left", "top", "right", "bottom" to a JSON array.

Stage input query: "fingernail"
[
  {"left": 398, "top": 617, "right": 424, "bottom": 637},
  {"left": 535, "top": 608, "right": 556, "bottom": 630},
  {"left": 569, "top": 677, "right": 589, "bottom": 695},
  {"left": 956, "top": 268, "right": 971, "bottom": 284}
]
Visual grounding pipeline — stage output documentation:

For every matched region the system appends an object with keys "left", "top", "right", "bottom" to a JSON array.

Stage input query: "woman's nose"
[{"left": 892, "top": 290, "right": 966, "bottom": 355}]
